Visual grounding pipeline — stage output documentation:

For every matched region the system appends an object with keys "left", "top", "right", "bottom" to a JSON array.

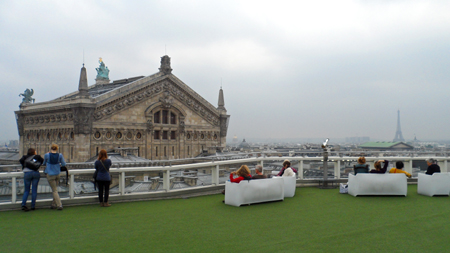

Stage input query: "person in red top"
[{"left": 229, "top": 165, "right": 252, "bottom": 183}]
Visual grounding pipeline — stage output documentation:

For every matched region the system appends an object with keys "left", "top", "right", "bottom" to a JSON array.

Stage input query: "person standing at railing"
[
  {"left": 95, "top": 149, "right": 112, "bottom": 207},
  {"left": 354, "top": 157, "right": 369, "bottom": 175},
  {"left": 389, "top": 161, "right": 411, "bottom": 178},
  {"left": 19, "top": 148, "right": 44, "bottom": 212},
  {"left": 43, "top": 144, "right": 66, "bottom": 210},
  {"left": 425, "top": 158, "right": 440, "bottom": 175},
  {"left": 277, "top": 160, "right": 297, "bottom": 177},
  {"left": 370, "top": 160, "right": 389, "bottom": 174},
  {"left": 229, "top": 165, "right": 252, "bottom": 183}
]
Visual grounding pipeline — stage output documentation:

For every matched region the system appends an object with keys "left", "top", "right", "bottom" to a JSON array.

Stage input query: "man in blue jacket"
[{"left": 43, "top": 144, "right": 66, "bottom": 210}]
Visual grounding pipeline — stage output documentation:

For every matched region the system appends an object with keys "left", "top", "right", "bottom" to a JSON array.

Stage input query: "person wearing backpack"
[
  {"left": 95, "top": 149, "right": 112, "bottom": 207},
  {"left": 43, "top": 144, "right": 66, "bottom": 210},
  {"left": 19, "top": 148, "right": 44, "bottom": 212}
]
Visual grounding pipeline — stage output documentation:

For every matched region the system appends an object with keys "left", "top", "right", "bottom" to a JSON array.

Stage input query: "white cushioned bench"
[
  {"left": 348, "top": 173, "right": 407, "bottom": 196},
  {"left": 224, "top": 177, "right": 284, "bottom": 206},
  {"left": 417, "top": 173, "right": 450, "bottom": 197},
  {"left": 273, "top": 176, "right": 296, "bottom": 197}
]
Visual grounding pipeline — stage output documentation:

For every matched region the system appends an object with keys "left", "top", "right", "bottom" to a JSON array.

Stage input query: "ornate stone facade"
[{"left": 15, "top": 56, "right": 229, "bottom": 162}]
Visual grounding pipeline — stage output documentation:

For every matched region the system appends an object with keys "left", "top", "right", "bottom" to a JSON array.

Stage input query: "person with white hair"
[
  {"left": 425, "top": 158, "right": 440, "bottom": 175},
  {"left": 252, "top": 165, "right": 267, "bottom": 179}
]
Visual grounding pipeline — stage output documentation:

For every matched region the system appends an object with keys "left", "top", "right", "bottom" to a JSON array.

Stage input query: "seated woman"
[
  {"left": 354, "top": 156, "right": 369, "bottom": 174},
  {"left": 277, "top": 160, "right": 298, "bottom": 177},
  {"left": 370, "top": 160, "right": 389, "bottom": 174},
  {"left": 229, "top": 165, "right": 252, "bottom": 183},
  {"left": 389, "top": 161, "right": 412, "bottom": 178}
]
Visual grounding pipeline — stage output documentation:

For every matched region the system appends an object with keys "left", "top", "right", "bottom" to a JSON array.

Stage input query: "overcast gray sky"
[{"left": 1, "top": 0, "right": 449, "bottom": 143}]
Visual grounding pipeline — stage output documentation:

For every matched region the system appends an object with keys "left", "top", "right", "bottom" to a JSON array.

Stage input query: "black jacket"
[{"left": 426, "top": 164, "right": 440, "bottom": 175}]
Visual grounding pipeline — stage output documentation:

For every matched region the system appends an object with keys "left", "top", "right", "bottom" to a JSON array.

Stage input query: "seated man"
[
  {"left": 389, "top": 161, "right": 411, "bottom": 178},
  {"left": 425, "top": 158, "right": 441, "bottom": 175},
  {"left": 252, "top": 165, "right": 267, "bottom": 179}
]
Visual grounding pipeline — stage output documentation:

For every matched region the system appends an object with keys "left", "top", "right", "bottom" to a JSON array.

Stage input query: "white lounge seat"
[
  {"left": 273, "top": 176, "right": 296, "bottom": 197},
  {"left": 417, "top": 173, "right": 450, "bottom": 197},
  {"left": 348, "top": 173, "right": 407, "bottom": 196},
  {"left": 224, "top": 177, "right": 284, "bottom": 207}
]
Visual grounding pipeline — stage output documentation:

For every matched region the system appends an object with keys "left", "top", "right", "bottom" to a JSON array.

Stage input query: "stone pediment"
[{"left": 92, "top": 74, "right": 220, "bottom": 126}]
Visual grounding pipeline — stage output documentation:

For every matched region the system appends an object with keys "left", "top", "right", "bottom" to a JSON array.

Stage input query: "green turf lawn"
[{"left": 1, "top": 184, "right": 449, "bottom": 253}]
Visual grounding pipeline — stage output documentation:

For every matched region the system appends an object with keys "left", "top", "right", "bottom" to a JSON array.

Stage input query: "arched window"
[
  {"left": 156, "top": 147, "right": 158, "bottom": 157},
  {"left": 154, "top": 111, "right": 160, "bottom": 123},
  {"left": 188, "top": 146, "right": 190, "bottom": 156},
  {"left": 162, "top": 110, "right": 169, "bottom": 124},
  {"left": 170, "top": 112, "right": 176, "bottom": 124},
  {"left": 164, "top": 146, "right": 167, "bottom": 157},
  {"left": 172, "top": 146, "right": 174, "bottom": 156}
]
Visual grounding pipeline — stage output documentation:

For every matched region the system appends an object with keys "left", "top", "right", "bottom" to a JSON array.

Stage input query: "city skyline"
[{"left": 1, "top": 1, "right": 450, "bottom": 142}]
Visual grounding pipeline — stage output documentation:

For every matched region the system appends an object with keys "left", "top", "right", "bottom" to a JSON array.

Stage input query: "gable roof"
[{"left": 359, "top": 141, "right": 414, "bottom": 149}]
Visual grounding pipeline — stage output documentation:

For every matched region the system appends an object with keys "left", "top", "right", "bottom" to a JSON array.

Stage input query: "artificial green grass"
[{"left": 1, "top": 185, "right": 449, "bottom": 252}]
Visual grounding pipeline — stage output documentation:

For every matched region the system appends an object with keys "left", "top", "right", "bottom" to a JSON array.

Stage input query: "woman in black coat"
[{"left": 19, "top": 148, "right": 44, "bottom": 211}]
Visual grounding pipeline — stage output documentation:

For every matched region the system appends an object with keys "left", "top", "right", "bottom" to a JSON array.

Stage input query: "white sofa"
[
  {"left": 273, "top": 176, "right": 296, "bottom": 197},
  {"left": 224, "top": 177, "right": 284, "bottom": 207},
  {"left": 417, "top": 173, "right": 450, "bottom": 196},
  {"left": 348, "top": 173, "right": 407, "bottom": 196}
]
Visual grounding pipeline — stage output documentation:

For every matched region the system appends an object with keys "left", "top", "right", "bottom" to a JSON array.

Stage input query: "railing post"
[
  {"left": 444, "top": 159, "right": 448, "bottom": 173},
  {"left": 335, "top": 160, "right": 341, "bottom": 179},
  {"left": 367, "top": 161, "right": 374, "bottom": 171},
  {"left": 69, "top": 174, "right": 74, "bottom": 199},
  {"left": 163, "top": 170, "right": 170, "bottom": 192},
  {"left": 438, "top": 160, "right": 446, "bottom": 173},
  {"left": 120, "top": 172, "right": 125, "bottom": 195},
  {"left": 299, "top": 160, "right": 304, "bottom": 179},
  {"left": 12, "top": 176, "right": 17, "bottom": 203},
  {"left": 212, "top": 165, "right": 219, "bottom": 186},
  {"left": 406, "top": 160, "right": 413, "bottom": 175}
]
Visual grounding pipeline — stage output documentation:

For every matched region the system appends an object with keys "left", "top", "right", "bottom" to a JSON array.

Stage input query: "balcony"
[{"left": 0, "top": 155, "right": 448, "bottom": 209}]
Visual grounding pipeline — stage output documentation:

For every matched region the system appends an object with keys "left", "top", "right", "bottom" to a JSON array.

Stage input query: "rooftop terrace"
[{"left": 1, "top": 185, "right": 449, "bottom": 252}]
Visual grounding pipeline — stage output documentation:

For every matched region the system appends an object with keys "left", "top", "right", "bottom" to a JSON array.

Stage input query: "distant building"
[
  {"left": 15, "top": 56, "right": 230, "bottom": 162},
  {"left": 238, "top": 139, "right": 251, "bottom": 150},
  {"left": 359, "top": 141, "right": 413, "bottom": 151}
]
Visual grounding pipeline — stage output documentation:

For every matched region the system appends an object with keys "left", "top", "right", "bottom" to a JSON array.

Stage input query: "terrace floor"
[{"left": 1, "top": 185, "right": 449, "bottom": 252}]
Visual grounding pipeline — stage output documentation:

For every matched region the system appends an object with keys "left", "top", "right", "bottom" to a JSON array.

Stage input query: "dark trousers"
[{"left": 97, "top": 180, "right": 110, "bottom": 203}]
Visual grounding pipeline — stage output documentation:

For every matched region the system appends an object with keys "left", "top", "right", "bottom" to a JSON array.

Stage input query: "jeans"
[
  {"left": 21, "top": 171, "right": 41, "bottom": 208},
  {"left": 47, "top": 174, "right": 62, "bottom": 207},
  {"left": 97, "top": 181, "right": 110, "bottom": 203}
]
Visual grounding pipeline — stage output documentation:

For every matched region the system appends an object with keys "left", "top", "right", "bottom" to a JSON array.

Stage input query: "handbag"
[
  {"left": 339, "top": 183, "right": 348, "bottom": 194},
  {"left": 61, "top": 166, "right": 69, "bottom": 186},
  {"left": 24, "top": 155, "right": 42, "bottom": 171}
]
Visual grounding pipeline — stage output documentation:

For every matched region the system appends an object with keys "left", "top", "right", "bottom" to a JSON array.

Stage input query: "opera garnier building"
[{"left": 15, "top": 56, "right": 230, "bottom": 162}]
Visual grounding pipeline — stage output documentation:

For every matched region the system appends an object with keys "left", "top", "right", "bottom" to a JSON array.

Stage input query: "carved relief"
[
  {"left": 146, "top": 120, "right": 153, "bottom": 132},
  {"left": 93, "top": 79, "right": 221, "bottom": 126},
  {"left": 159, "top": 91, "right": 173, "bottom": 109}
]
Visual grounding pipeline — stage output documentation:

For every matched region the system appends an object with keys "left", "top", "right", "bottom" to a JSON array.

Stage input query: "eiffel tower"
[{"left": 393, "top": 110, "right": 405, "bottom": 142}]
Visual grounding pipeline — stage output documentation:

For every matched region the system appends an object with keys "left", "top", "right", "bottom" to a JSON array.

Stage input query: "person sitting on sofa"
[
  {"left": 389, "top": 161, "right": 412, "bottom": 178},
  {"left": 252, "top": 165, "right": 267, "bottom": 179},
  {"left": 370, "top": 160, "right": 389, "bottom": 174},
  {"left": 277, "top": 160, "right": 298, "bottom": 176},
  {"left": 425, "top": 158, "right": 441, "bottom": 175},
  {"left": 229, "top": 165, "right": 252, "bottom": 183},
  {"left": 354, "top": 156, "right": 369, "bottom": 174}
]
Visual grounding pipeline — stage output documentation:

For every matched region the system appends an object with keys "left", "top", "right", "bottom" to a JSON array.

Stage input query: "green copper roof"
[{"left": 359, "top": 142, "right": 401, "bottom": 148}]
